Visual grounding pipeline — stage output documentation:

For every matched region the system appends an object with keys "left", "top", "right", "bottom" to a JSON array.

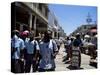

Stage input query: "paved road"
[
  {"left": 30, "top": 44, "right": 96, "bottom": 72},
  {"left": 55, "top": 44, "right": 96, "bottom": 71}
]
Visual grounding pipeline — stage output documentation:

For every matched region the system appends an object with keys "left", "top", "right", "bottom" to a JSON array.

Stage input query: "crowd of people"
[
  {"left": 11, "top": 29, "right": 97, "bottom": 73},
  {"left": 63, "top": 33, "right": 82, "bottom": 67},
  {"left": 63, "top": 33, "right": 97, "bottom": 68},
  {"left": 11, "top": 30, "right": 59, "bottom": 73}
]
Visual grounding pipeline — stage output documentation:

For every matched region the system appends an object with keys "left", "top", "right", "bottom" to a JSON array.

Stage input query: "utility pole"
[{"left": 86, "top": 12, "right": 92, "bottom": 25}]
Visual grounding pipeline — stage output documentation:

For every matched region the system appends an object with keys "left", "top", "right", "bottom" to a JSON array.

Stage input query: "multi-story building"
[
  {"left": 11, "top": 2, "right": 66, "bottom": 38},
  {"left": 69, "top": 24, "right": 97, "bottom": 38},
  {"left": 58, "top": 26, "right": 66, "bottom": 37},
  {"left": 11, "top": 2, "right": 49, "bottom": 36},
  {"left": 48, "top": 11, "right": 61, "bottom": 38}
]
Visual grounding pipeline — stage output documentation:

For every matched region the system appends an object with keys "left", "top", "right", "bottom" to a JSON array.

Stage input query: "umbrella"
[{"left": 84, "top": 35, "right": 90, "bottom": 38}]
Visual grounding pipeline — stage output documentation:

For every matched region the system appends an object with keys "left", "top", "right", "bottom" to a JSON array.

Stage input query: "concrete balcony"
[{"left": 23, "top": 2, "right": 48, "bottom": 24}]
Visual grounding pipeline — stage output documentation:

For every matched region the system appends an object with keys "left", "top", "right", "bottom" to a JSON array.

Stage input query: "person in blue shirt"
[
  {"left": 39, "top": 31, "right": 58, "bottom": 72},
  {"left": 72, "top": 33, "right": 83, "bottom": 68},
  {"left": 24, "top": 31, "right": 40, "bottom": 73},
  {"left": 73, "top": 33, "right": 83, "bottom": 47},
  {"left": 11, "top": 30, "right": 25, "bottom": 73}
]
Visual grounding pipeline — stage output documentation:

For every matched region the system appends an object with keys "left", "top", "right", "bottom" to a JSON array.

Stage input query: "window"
[
  {"left": 38, "top": 4, "right": 42, "bottom": 12},
  {"left": 84, "top": 26, "right": 87, "bottom": 29}
]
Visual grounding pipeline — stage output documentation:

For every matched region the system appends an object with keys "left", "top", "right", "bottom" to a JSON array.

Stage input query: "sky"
[{"left": 49, "top": 4, "right": 97, "bottom": 35}]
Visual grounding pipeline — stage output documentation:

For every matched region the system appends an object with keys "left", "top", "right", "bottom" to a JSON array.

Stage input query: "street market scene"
[{"left": 11, "top": 2, "right": 97, "bottom": 73}]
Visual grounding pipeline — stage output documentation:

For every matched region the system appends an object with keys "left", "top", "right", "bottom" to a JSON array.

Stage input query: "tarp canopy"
[{"left": 90, "top": 29, "right": 97, "bottom": 33}]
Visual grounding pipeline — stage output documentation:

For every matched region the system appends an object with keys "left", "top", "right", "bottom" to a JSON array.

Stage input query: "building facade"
[
  {"left": 48, "top": 11, "right": 65, "bottom": 39},
  {"left": 11, "top": 2, "right": 66, "bottom": 38},
  {"left": 69, "top": 24, "right": 97, "bottom": 38},
  {"left": 11, "top": 2, "right": 49, "bottom": 37},
  {"left": 58, "top": 26, "right": 66, "bottom": 37}
]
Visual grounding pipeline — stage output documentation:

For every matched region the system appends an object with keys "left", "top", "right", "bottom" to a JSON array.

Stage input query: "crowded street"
[
  {"left": 29, "top": 43, "right": 96, "bottom": 72},
  {"left": 55, "top": 44, "right": 96, "bottom": 71},
  {"left": 11, "top": 2, "right": 97, "bottom": 73}
]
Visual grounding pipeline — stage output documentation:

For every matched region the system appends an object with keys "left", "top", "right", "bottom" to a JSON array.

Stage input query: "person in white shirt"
[{"left": 39, "top": 31, "right": 58, "bottom": 72}]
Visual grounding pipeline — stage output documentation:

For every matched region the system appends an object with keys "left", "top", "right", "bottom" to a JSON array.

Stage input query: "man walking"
[{"left": 39, "top": 31, "right": 58, "bottom": 72}]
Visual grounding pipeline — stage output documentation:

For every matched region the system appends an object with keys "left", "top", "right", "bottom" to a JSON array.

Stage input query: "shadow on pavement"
[
  {"left": 64, "top": 60, "right": 70, "bottom": 64},
  {"left": 89, "top": 62, "right": 97, "bottom": 68},
  {"left": 66, "top": 65, "right": 84, "bottom": 70}
]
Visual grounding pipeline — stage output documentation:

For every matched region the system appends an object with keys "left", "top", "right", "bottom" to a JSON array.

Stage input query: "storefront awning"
[{"left": 90, "top": 29, "right": 97, "bottom": 33}]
